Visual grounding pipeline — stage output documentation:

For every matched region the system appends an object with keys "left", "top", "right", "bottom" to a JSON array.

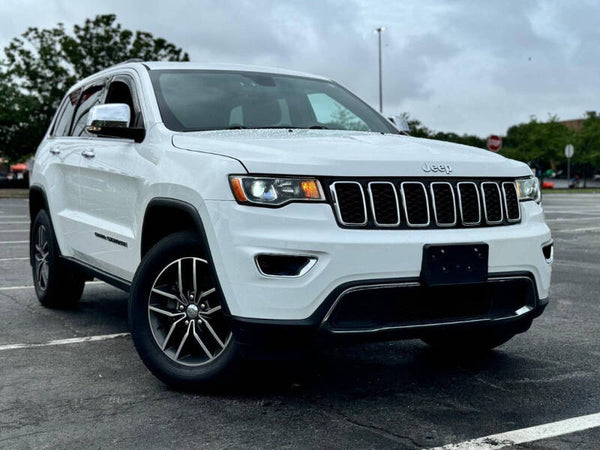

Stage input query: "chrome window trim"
[
  {"left": 329, "top": 181, "right": 368, "bottom": 227},
  {"left": 481, "top": 182, "right": 504, "bottom": 225},
  {"left": 502, "top": 182, "right": 521, "bottom": 223},
  {"left": 367, "top": 181, "right": 401, "bottom": 227},
  {"left": 456, "top": 182, "right": 482, "bottom": 226},
  {"left": 429, "top": 182, "right": 457, "bottom": 227},
  {"left": 399, "top": 181, "right": 430, "bottom": 227}
]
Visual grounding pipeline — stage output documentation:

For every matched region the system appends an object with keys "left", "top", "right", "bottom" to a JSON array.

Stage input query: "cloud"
[{"left": 0, "top": 0, "right": 598, "bottom": 136}]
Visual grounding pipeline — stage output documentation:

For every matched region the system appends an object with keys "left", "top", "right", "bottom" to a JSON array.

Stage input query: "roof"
[
  {"left": 68, "top": 61, "right": 331, "bottom": 94},
  {"left": 140, "top": 61, "right": 330, "bottom": 80}
]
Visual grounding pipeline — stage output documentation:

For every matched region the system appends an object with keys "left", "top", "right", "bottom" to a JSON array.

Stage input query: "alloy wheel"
[
  {"left": 34, "top": 225, "right": 50, "bottom": 291},
  {"left": 147, "top": 257, "right": 232, "bottom": 366}
]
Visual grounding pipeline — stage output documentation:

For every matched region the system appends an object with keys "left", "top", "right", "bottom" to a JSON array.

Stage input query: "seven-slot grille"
[{"left": 328, "top": 179, "right": 521, "bottom": 229}]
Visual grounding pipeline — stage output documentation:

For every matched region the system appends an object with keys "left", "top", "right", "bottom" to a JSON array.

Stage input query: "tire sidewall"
[
  {"left": 129, "top": 231, "right": 239, "bottom": 389},
  {"left": 31, "top": 210, "right": 60, "bottom": 304}
]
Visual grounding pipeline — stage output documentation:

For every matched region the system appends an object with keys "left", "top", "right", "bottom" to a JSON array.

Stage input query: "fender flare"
[{"left": 141, "top": 197, "right": 231, "bottom": 316}]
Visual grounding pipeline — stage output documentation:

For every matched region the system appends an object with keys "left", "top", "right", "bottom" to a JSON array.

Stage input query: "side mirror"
[
  {"left": 388, "top": 115, "right": 410, "bottom": 133},
  {"left": 86, "top": 104, "right": 145, "bottom": 143}
]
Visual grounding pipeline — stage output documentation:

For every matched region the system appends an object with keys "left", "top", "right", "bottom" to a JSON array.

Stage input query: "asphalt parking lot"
[{"left": 1, "top": 194, "right": 599, "bottom": 449}]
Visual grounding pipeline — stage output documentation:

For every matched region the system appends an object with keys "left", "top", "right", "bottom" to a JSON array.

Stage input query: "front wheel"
[{"left": 129, "top": 232, "right": 240, "bottom": 390}]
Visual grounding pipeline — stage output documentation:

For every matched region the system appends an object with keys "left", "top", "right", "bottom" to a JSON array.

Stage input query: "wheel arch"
[
  {"left": 29, "top": 185, "right": 59, "bottom": 266},
  {"left": 140, "top": 198, "right": 231, "bottom": 315},
  {"left": 29, "top": 185, "right": 50, "bottom": 226}
]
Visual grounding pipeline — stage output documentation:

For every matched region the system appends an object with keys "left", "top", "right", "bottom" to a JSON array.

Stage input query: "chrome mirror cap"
[
  {"left": 388, "top": 115, "right": 410, "bottom": 133},
  {"left": 86, "top": 104, "right": 131, "bottom": 131}
]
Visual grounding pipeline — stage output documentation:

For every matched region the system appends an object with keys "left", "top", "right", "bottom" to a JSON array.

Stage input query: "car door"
[
  {"left": 40, "top": 88, "right": 84, "bottom": 258},
  {"left": 75, "top": 74, "right": 147, "bottom": 280}
]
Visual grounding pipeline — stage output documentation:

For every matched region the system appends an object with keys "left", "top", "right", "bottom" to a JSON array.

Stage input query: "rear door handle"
[{"left": 81, "top": 149, "right": 95, "bottom": 159}]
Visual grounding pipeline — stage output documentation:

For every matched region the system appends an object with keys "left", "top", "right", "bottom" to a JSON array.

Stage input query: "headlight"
[
  {"left": 229, "top": 176, "right": 325, "bottom": 206},
  {"left": 516, "top": 177, "right": 541, "bottom": 203}
]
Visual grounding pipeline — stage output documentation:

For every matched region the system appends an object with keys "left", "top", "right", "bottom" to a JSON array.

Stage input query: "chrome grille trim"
[
  {"left": 367, "top": 181, "right": 401, "bottom": 227},
  {"left": 502, "top": 182, "right": 521, "bottom": 223},
  {"left": 400, "top": 181, "right": 430, "bottom": 227},
  {"left": 481, "top": 182, "right": 503, "bottom": 225},
  {"left": 429, "top": 182, "right": 457, "bottom": 227},
  {"left": 329, "top": 181, "right": 368, "bottom": 226},
  {"left": 456, "top": 182, "right": 482, "bottom": 226}
]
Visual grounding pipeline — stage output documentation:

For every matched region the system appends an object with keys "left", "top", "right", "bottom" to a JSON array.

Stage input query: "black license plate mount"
[{"left": 421, "top": 243, "right": 489, "bottom": 286}]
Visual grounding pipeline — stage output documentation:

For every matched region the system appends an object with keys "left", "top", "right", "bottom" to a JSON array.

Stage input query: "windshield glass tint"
[{"left": 150, "top": 70, "right": 398, "bottom": 133}]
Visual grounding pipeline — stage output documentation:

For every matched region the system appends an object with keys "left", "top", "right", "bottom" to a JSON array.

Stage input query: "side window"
[
  {"left": 53, "top": 88, "right": 81, "bottom": 137},
  {"left": 104, "top": 79, "right": 143, "bottom": 128},
  {"left": 71, "top": 84, "right": 105, "bottom": 137},
  {"left": 307, "top": 92, "right": 369, "bottom": 131}
]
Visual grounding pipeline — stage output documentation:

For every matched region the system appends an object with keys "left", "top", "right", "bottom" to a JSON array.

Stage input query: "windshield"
[{"left": 150, "top": 70, "right": 399, "bottom": 133}]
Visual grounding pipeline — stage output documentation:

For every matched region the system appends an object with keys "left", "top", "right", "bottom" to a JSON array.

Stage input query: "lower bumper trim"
[{"left": 230, "top": 272, "right": 547, "bottom": 348}]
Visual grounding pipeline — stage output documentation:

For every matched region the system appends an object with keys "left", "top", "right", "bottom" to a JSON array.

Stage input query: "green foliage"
[
  {"left": 0, "top": 14, "right": 189, "bottom": 163},
  {"left": 500, "top": 115, "right": 573, "bottom": 169},
  {"left": 574, "top": 112, "right": 600, "bottom": 168},
  {"left": 403, "top": 115, "right": 486, "bottom": 149}
]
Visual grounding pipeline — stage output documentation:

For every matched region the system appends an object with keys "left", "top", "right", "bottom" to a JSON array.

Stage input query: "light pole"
[{"left": 374, "top": 26, "right": 386, "bottom": 113}]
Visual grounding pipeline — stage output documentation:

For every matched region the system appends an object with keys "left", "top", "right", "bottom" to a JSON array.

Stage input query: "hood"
[{"left": 172, "top": 129, "right": 530, "bottom": 178}]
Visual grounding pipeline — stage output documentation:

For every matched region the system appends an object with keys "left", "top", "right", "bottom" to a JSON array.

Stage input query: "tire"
[
  {"left": 421, "top": 328, "right": 516, "bottom": 353},
  {"left": 30, "top": 209, "right": 86, "bottom": 308},
  {"left": 129, "top": 231, "right": 240, "bottom": 391}
]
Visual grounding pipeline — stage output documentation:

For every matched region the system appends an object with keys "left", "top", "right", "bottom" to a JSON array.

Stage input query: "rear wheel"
[
  {"left": 129, "top": 232, "right": 239, "bottom": 390},
  {"left": 31, "top": 209, "right": 85, "bottom": 308},
  {"left": 421, "top": 328, "right": 516, "bottom": 353}
]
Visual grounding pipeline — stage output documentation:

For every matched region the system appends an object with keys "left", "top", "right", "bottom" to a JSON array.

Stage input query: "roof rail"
[{"left": 118, "top": 58, "right": 144, "bottom": 65}]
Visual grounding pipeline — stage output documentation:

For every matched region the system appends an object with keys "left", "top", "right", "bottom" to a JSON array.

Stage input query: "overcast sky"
[{"left": 1, "top": 0, "right": 598, "bottom": 137}]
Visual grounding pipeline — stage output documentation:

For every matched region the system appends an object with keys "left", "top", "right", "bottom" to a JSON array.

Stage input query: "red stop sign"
[{"left": 487, "top": 135, "right": 502, "bottom": 152}]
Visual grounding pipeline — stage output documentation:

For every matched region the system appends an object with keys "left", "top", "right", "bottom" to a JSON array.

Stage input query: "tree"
[
  {"left": 0, "top": 14, "right": 189, "bottom": 163},
  {"left": 573, "top": 112, "right": 600, "bottom": 183},
  {"left": 500, "top": 115, "right": 573, "bottom": 170}
]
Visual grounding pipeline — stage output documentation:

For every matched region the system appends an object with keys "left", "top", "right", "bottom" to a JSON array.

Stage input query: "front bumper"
[
  {"left": 203, "top": 199, "right": 552, "bottom": 323},
  {"left": 230, "top": 273, "right": 548, "bottom": 348}
]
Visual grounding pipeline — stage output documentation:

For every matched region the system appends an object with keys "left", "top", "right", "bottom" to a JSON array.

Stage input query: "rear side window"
[
  {"left": 53, "top": 88, "right": 81, "bottom": 137},
  {"left": 71, "top": 85, "right": 105, "bottom": 137}
]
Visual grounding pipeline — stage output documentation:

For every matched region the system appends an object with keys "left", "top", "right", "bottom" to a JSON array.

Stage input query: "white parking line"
[
  {"left": 0, "top": 221, "right": 29, "bottom": 224},
  {"left": 0, "top": 257, "right": 29, "bottom": 261},
  {"left": 433, "top": 412, "right": 600, "bottom": 449},
  {"left": 0, "top": 240, "right": 28, "bottom": 244},
  {"left": 0, "top": 285, "right": 34, "bottom": 291},
  {"left": 0, "top": 333, "right": 130, "bottom": 352},
  {"left": 557, "top": 226, "right": 600, "bottom": 233},
  {"left": 0, "top": 229, "right": 28, "bottom": 232},
  {"left": 0, "top": 215, "right": 27, "bottom": 219},
  {"left": 0, "top": 281, "right": 105, "bottom": 291}
]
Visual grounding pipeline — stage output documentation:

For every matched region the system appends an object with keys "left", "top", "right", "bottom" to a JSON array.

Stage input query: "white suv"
[{"left": 30, "top": 61, "right": 552, "bottom": 389}]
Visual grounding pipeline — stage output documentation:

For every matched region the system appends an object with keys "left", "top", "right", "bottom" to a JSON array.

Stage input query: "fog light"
[{"left": 255, "top": 254, "right": 317, "bottom": 277}]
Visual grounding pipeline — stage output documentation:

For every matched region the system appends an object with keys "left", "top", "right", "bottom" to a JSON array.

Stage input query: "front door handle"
[
  {"left": 49, "top": 147, "right": 61, "bottom": 155},
  {"left": 81, "top": 149, "right": 95, "bottom": 159}
]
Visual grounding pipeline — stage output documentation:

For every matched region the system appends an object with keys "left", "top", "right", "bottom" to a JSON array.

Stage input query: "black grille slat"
[
  {"left": 401, "top": 182, "right": 429, "bottom": 226},
  {"left": 457, "top": 182, "right": 481, "bottom": 225},
  {"left": 331, "top": 182, "right": 366, "bottom": 225},
  {"left": 369, "top": 182, "right": 400, "bottom": 226},
  {"left": 503, "top": 182, "right": 520, "bottom": 222},
  {"left": 328, "top": 179, "right": 521, "bottom": 229},
  {"left": 482, "top": 183, "right": 503, "bottom": 224},
  {"left": 431, "top": 183, "right": 456, "bottom": 226}
]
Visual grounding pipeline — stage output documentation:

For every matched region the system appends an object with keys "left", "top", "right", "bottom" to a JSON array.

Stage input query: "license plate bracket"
[{"left": 421, "top": 243, "right": 488, "bottom": 286}]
